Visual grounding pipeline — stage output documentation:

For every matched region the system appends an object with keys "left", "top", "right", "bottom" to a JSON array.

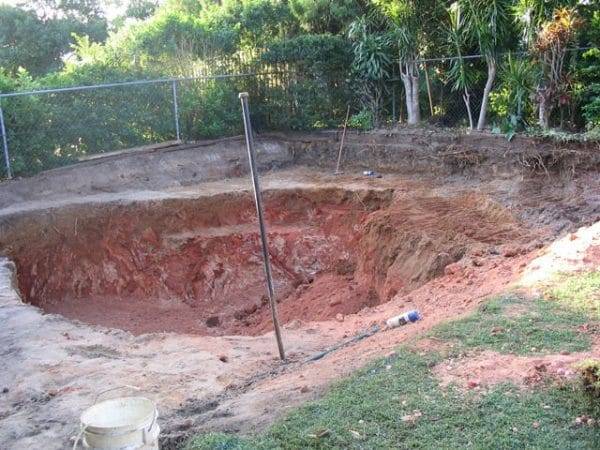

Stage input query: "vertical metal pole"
[
  {"left": 424, "top": 62, "right": 434, "bottom": 117},
  {"left": 392, "top": 84, "right": 397, "bottom": 123},
  {"left": 172, "top": 80, "right": 181, "bottom": 142},
  {"left": 0, "top": 102, "right": 12, "bottom": 179},
  {"left": 239, "top": 92, "right": 285, "bottom": 361}
]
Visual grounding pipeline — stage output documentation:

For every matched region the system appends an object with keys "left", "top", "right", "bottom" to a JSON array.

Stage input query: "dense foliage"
[{"left": 0, "top": 0, "right": 599, "bottom": 177}]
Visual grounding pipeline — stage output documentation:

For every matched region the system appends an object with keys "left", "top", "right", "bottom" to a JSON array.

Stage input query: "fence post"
[
  {"left": 171, "top": 80, "right": 181, "bottom": 142},
  {"left": 392, "top": 84, "right": 397, "bottom": 123},
  {"left": 0, "top": 101, "right": 12, "bottom": 179}
]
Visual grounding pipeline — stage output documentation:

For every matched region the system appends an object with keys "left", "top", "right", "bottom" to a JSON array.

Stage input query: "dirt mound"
[{"left": 5, "top": 187, "right": 531, "bottom": 336}]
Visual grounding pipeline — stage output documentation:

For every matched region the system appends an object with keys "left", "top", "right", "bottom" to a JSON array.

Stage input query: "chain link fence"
[
  {"left": 0, "top": 70, "right": 356, "bottom": 179},
  {"left": 1, "top": 49, "right": 592, "bottom": 179}
]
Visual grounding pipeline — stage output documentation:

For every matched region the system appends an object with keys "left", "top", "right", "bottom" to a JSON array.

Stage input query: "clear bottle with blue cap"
[{"left": 386, "top": 310, "right": 421, "bottom": 328}]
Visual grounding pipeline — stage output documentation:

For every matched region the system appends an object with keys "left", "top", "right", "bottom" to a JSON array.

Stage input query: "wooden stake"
[{"left": 335, "top": 105, "right": 351, "bottom": 175}]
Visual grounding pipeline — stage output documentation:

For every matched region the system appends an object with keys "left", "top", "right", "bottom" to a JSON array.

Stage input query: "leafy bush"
[
  {"left": 579, "top": 48, "right": 600, "bottom": 130},
  {"left": 179, "top": 78, "right": 242, "bottom": 139},
  {"left": 261, "top": 34, "right": 351, "bottom": 74},
  {"left": 348, "top": 109, "right": 373, "bottom": 130},
  {"left": 490, "top": 54, "right": 536, "bottom": 133},
  {"left": 1, "top": 64, "right": 175, "bottom": 176}
]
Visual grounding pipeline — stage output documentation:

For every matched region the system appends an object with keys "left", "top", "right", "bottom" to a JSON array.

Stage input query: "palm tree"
[
  {"left": 348, "top": 16, "right": 393, "bottom": 127},
  {"left": 373, "top": 0, "right": 422, "bottom": 125}
]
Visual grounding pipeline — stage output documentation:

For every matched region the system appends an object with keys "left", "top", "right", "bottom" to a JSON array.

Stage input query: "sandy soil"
[{"left": 0, "top": 167, "right": 598, "bottom": 449}]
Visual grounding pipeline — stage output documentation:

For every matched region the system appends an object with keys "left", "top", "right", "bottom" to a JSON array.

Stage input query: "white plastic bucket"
[{"left": 78, "top": 396, "right": 159, "bottom": 449}]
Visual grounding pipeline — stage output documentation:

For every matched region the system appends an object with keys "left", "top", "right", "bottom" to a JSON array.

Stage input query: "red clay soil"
[
  {"left": 8, "top": 186, "right": 534, "bottom": 336},
  {"left": 433, "top": 347, "right": 599, "bottom": 390}
]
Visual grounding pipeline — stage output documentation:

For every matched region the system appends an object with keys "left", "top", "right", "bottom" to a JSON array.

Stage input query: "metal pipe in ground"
[
  {"left": 238, "top": 92, "right": 285, "bottom": 361},
  {"left": 171, "top": 80, "right": 181, "bottom": 142}
]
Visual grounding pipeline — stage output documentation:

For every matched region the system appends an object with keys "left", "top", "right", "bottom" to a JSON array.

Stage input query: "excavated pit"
[{"left": 6, "top": 186, "right": 528, "bottom": 336}]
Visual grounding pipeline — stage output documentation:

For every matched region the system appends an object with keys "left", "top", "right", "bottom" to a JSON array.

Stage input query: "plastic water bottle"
[
  {"left": 386, "top": 310, "right": 421, "bottom": 329},
  {"left": 363, "top": 170, "right": 375, "bottom": 176}
]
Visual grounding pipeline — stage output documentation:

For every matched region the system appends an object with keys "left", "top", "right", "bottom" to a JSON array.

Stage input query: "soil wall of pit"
[
  {"left": 2, "top": 130, "right": 599, "bottom": 208},
  {"left": 1, "top": 186, "right": 531, "bottom": 336},
  {"left": 289, "top": 130, "right": 600, "bottom": 176}
]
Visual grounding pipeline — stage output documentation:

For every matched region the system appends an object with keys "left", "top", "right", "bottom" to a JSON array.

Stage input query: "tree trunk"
[
  {"left": 401, "top": 74, "right": 413, "bottom": 124},
  {"left": 463, "top": 88, "right": 473, "bottom": 130},
  {"left": 477, "top": 57, "right": 496, "bottom": 131},
  {"left": 400, "top": 61, "right": 420, "bottom": 125},
  {"left": 538, "top": 93, "right": 551, "bottom": 129}
]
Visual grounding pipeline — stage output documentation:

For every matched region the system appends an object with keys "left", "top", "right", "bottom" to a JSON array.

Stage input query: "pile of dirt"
[{"left": 5, "top": 186, "right": 533, "bottom": 336}]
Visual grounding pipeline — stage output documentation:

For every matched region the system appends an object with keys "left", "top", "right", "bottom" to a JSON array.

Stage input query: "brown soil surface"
[
  {"left": 433, "top": 346, "right": 600, "bottom": 390},
  {"left": 1, "top": 167, "right": 599, "bottom": 449}
]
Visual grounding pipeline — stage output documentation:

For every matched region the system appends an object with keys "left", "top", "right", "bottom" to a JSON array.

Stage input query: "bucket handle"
[
  {"left": 93, "top": 384, "right": 141, "bottom": 404},
  {"left": 142, "top": 407, "right": 159, "bottom": 444}
]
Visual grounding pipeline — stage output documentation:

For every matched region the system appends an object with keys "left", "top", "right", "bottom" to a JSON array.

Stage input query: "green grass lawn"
[
  {"left": 428, "top": 294, "right": 592, "bottom": 356},
  {"left": 186, "top": 273, "right": 600, "bottom": 450}
]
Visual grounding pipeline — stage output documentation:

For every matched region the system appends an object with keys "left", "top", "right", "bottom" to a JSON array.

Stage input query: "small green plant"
[
  {"left": 576, "top": 359, "right": 600, "bottom": 398},
  {"left": 347, "top": 109, "right": 374, "bottom": 131}
]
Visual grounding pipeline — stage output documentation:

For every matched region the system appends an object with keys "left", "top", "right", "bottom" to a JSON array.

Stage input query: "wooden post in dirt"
[
  {"left": 239, "top": 92, "right": 286, "bottom": 361},
  {"left": 335, "top": 105, "right": 351, "bottom": 175}
]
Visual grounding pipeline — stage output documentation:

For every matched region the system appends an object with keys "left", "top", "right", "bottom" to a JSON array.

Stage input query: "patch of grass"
[
  {"left": 187, "top": 349, "right": 600, "bottom": 450},
  {"left": 429, "top": 294, "right": 592, "bottom": 355},
  {"left": 186, "top": 293, "right": 599, "bottom": 449},
  {"left": 546, "top": 271, "right": 600, "bottom": 319}
]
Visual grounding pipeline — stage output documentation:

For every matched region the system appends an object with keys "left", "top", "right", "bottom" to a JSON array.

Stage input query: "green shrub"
[
  {"left": 347, "top": 109, "right": 373, "bottom": 130},
  {"left": 490, "top": 54, "right": 536, "bottom": 134},
  {"left": 579, "top": 48, "right": 600, "bottom": 130}
]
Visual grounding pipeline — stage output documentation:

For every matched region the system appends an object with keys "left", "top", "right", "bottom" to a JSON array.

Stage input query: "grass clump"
[
  {"left": 576, "top": 359, "right": 600, "bottom": 399},
  {"left": 546, "top": 271, "right": 600, "bottom": 319},
  {"left": 428, "top": 294, "right": 592, "bottom": 355}
]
